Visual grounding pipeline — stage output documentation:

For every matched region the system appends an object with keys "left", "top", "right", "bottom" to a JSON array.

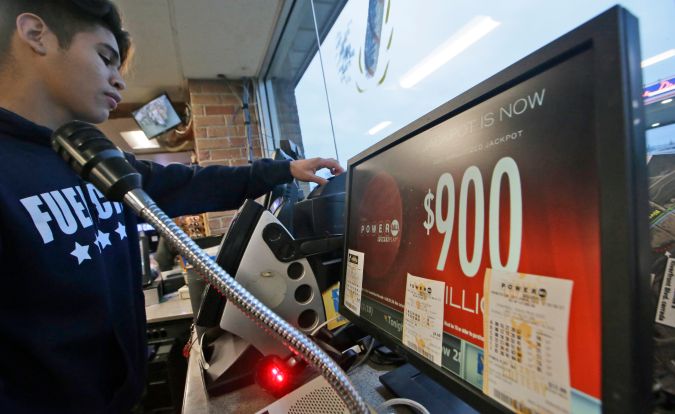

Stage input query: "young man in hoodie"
[{"left": 0, "top": 1, "right": 342, "bottom": 412}]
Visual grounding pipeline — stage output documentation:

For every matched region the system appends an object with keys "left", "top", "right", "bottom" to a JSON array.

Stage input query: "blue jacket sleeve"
[{"left": 124, "top": 154, "right": 293, "bottom": 217}]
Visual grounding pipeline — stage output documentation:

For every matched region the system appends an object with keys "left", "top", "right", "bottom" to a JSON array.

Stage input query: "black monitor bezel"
[
  {"left": 339, "top": 6, "right": 651, "bottom": 414},
  {"left": 131, "top": 92, "right": 183, "bottom": 139}
]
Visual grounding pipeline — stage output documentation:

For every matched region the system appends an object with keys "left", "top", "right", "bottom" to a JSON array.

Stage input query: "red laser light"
[
  {"left": 256, "top": 355, "right": 302, "bottom": 397},
  {"left": 269, "top": 365, "right": 286, "bottom": 383}
]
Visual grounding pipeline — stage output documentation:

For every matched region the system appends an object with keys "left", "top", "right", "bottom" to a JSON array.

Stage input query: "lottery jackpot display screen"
[{"left": 340, "top": 7, "right": 651, "bottom": 414}]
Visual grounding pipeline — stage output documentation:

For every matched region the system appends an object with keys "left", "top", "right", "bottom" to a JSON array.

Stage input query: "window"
[{"left": 263, "top": 0, "right": 675, "bottom": 164}]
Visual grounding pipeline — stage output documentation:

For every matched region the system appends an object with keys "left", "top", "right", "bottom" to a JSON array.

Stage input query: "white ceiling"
[{"left": 112, "top": 0, "right": 285, "bottom": 103}]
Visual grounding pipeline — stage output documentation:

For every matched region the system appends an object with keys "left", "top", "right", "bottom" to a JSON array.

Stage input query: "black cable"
[
  {"left": 348, "top": 336, "right": 376, "bottom": 373},
  {"left": 241, "top": 77, "right": 255, "bottom": 163}
]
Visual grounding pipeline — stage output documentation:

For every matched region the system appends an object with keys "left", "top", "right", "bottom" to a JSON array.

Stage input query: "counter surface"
[
  {"left": 146, "top": 292, "right": 193, "bottom": 324},
  {"left": 181, "top": 330, "right": 405, "bottom": 413}
]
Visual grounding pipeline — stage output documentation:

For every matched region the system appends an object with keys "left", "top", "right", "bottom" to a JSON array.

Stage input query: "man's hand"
[{"left": 290, "top": 157, "right": 344, "bottom": 186}]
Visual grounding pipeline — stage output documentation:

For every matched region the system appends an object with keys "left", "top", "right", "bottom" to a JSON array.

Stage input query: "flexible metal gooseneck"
[{"left": 52, "top": 121, "right": 370, "bottom": 414}]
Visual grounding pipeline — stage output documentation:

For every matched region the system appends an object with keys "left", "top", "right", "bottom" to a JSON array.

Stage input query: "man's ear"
[{"left": 15, "top": 13, "right": 51, "bottom": 56}]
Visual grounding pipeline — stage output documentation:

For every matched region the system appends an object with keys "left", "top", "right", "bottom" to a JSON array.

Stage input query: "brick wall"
[{"left": 188, "top": 79, "right": 263, "bottom": 236}]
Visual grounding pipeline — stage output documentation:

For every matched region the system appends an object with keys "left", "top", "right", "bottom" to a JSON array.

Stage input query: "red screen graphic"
[{"left": 348, "top": 50, "right": 601, "bottom": 399}]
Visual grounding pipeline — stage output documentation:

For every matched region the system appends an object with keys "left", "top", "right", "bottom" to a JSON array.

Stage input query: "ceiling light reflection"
[
  {"left": 368, "top": 121, "right": 392, "bottom": 135},
  {"left": 399, "top": 16, "right": 500, "bottom": 89},
  {"left": 642, "top": 49, "right": 675, "bottom": 68}
]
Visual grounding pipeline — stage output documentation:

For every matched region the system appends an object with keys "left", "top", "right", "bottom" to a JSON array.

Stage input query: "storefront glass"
[{"left": 263, "top": 0, "right": 675, "bottom": 166}]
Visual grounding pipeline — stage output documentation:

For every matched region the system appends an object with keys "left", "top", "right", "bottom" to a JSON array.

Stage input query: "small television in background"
[{"left": 132, "top": 93, "right": 182, "bottom": 138}]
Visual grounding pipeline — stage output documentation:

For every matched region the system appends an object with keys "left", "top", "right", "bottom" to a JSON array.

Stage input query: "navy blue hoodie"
[{"left": 0, "top": 107, "right": 292, "bottom": 413}]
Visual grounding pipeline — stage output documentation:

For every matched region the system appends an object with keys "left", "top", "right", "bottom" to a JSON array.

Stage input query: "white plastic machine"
[
  {"left": 195, "top": 176, "right": 346, "bottom": 395},
  {"left": 218, "top": 199, "right": 327, "bottom": 356}
]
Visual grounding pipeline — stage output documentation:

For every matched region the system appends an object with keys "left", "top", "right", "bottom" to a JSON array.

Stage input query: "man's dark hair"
[{"left": 0, "top": 0, "right": 132, "bottom": 69}]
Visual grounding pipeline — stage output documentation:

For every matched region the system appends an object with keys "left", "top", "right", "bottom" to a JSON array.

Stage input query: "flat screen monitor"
[
  {"left": 131, "top": 93, "right": 182, "bottom": 138},
  {"left": 340, "top": 6, "right": 651, "bottom": 414}
]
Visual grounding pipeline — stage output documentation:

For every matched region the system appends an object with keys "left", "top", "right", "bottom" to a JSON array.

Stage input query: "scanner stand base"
[{"left": 380, "top": 363, "right": 478, "bottom": 414}]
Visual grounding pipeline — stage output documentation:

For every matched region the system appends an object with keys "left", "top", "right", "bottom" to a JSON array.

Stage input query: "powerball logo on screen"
[
  {"left": 356, "top": 171, "right": 403, "bottom": 280},
  {"left": 360, "top": 218, "right": 400, "bottom": 243}
]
